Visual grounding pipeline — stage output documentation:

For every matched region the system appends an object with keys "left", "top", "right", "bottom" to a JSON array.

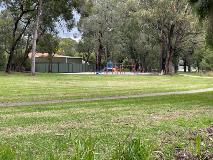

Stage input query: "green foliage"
[
  {"left": 189, "top": 0, "right": 213, "bottom": 50},
  {"left": 0, "top": 10, "right": 12, "bottom": 71},
  {"left": 0, "top": 0, "right": 87, "bottom": 72},
  {"left": 200, "top": 48, "right": 213, "bottom": 71},
  {"left": 0, "top": 53, "right": 6, "bottom": 71},
  {"left": 206, "top": 25, "right": 213, "bottom": 48},
  {"left": 77, "top": 36, "right": 96, "bottom": 63},
  {"left": 37, "top": 33, "right": 59, "bottom": 55},
  {"left": 79, "top": 0, "right": 202, "bottom": 73},
  {"left": 189, "top": 0, "right": 213, "bottom": 19},
  {"left": 58, "top": 38, "right": 78, "bottom": 56}
]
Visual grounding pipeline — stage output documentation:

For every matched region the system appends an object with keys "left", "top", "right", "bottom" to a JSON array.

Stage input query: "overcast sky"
[{"left": 57, "top": 11, "right": 82, "bottom": 42}]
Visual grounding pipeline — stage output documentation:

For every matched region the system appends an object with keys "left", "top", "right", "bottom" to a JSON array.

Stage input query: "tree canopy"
[{"left": 0, "top": 0, "right": 212, "bottom": 74}]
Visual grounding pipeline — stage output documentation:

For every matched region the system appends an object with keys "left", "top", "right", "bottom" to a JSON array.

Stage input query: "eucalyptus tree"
[
  {"left": 78, "top": 0, "right": 203, "bottom": 74},
  {"left": 118, "top": 0, "right": 159, "bottom": 71},
  {"left": 79, "top": 0, "right": 123, "bottom": 71},
  {"left": 0, "top": 9, "right": 29, "bottom": 71},
  {"left": 189, "top": 0, "right": 213, "bottom": 48},
  {"left": 140, "top": 0, "right": 200, "bottom": 74},
  {"left": 0, "top": 0, "right": 88, "bottom": 73},
  {"left": 188, "top": 0, "right": 213, "bottom": 71},
  {"left": 0, "top": 0, "right": 37, "bottom": 73}
]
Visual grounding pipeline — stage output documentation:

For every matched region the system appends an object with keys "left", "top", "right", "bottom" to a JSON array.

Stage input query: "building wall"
[
  {"left": 36, "top": 57, "right": 83, "bottom": 64},
  {"left": 35, "top": 63, "right": 95, "bottom": 73}
]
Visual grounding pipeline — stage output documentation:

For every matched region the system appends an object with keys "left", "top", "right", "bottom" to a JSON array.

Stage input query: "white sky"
[{"left": 57, "top": 11, "right": 82, "bottom": 42}]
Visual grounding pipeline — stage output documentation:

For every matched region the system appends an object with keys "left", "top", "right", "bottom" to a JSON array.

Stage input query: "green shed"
[{"left": 29, "top": 53, "right": 95, "bottom": 73}]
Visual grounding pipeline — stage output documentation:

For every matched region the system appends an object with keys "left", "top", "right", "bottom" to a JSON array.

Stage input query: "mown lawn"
[
  {"left": 0, "top": 92, "right": 212, "bottom": 159},
  {"left": 0, "top": 73, "right": 212, "bottom": 159},
  {"left": 0, "top": 72, "right": 213, "bottom": 103}
]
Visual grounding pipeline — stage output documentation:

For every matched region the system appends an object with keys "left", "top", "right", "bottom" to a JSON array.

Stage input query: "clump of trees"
[
  {"left": 0, "top": 0, "right": 90, "bottom": 74},
  {"left": 0, "top": 0, "right": 212, "bottom": 75},
  {"left": 77, "top": 0, "right": 213, "bottom": 74}
]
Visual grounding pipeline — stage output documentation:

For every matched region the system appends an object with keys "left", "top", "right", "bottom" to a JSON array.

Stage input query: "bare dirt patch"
[
  {"left": 111, "top": 116, "right": 140, "bottom": 126},
  {"left": 175, "top": 126, "right": 213, "bottom": 160},
  {"left": 150, "top": 108, "right": 211, "bottom": 122}
]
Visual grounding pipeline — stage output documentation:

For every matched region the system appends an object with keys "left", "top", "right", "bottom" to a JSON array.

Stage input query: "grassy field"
[
  {"left": 0, "top": 73, "right": 212, "bottom": 159},
  {"left": 0, "top": 72, "right": 213, "bottom": 103}
]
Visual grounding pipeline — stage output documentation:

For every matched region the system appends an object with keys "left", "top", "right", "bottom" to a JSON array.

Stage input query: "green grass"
[
  {"left": 0, "top": 72, "right": 213, "bottom": 103},
  {"left": 0, "top": 73, "right": 212, "bottom": 159},
  {"left": 0, "top": 92, "right": 212, "bottom": 159}
]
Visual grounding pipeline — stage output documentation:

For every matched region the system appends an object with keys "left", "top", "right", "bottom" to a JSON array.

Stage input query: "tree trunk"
[
  {"left": 197, "top": 61, "right": 200, "bottom": 72},
  {"left": 165, "top": 48, "right": 174, "bottom": 74},
  {"left": 174, "top": 63, "right": 178, "bottom": 73},
  {"left": 142, "top": 55, "right": 148, "bottom": 72},
  {"left": 48, "top": 54, "right": 53, "bottom": 73},
  {"left": 5, "top": 45, "right": 16, "bottom": 73},
  {"left": 96, "top": 48, "right": 103, "bottom": 72},
  {"left": 6, "top": 22, "right": 30, "bottom": 73},
  {"left": 188, "top": 63, "right": 191, "bottom": 72},
  {"left": 5, "top": 5, "right": 35, "bottom": 73},
  {"left": 159, "top": 41, "right": 166, "bottom": 73},
  {"left": 96, "top": 31, "right": 104, "bottom": 73},
  {"left": 31, "top": 0, "right": 42, "bottom": 75},
  {"left": 184, "top": 59, "right": 187, "bottom": 72},
  {"left": 164, "top": 24, "right": 175, "bottom": 75}
]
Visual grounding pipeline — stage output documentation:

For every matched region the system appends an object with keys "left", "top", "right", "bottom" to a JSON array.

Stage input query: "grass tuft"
[
  {"left": 112, "top": 138, "right": 153, "bottom": 160},
  {"left": 0, "top": 144, "right": 16, "bottom": 160}
]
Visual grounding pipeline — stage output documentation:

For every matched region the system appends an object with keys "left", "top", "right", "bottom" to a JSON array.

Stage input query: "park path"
[
  {"left": 0, "top": 88, "right": 213, "bottom": 107},
  {"left": 179, "top": 74, "right": 213, "bottom": 79}
]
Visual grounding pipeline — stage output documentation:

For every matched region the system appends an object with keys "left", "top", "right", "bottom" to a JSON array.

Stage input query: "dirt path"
[{"left": 0, "top": 88, "right": 213, "bottom": 107}]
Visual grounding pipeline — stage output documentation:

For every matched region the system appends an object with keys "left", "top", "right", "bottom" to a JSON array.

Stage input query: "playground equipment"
[{"left": 104, "top": 61, "right": 143, "bottom": 74}]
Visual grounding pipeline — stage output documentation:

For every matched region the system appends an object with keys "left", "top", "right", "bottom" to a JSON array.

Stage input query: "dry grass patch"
[{"left": 0, "top": 120, "right": 96, "bottom": 137}]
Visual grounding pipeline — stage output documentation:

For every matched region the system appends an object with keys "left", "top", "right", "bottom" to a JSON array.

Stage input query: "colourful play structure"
[{"left": 104, "top": 61, "right": 142, "bottom": 74}]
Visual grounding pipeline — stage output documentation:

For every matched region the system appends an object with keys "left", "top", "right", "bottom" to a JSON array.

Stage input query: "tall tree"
[
  {"left": 31, "top": 0, "right": 42, "bottom": 75},
  {"left": 189, "top": 0, "right": 213, "bottom": 48}
]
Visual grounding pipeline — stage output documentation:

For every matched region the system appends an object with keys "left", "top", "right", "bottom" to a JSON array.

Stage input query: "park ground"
[{"left": 0, "top": 72, "right": 212, "bottom": 159}]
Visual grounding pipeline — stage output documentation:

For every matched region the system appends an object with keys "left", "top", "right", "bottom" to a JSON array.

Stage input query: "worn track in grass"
[
  {"left": 179, "top": 74, "right": 213, "bottom": 79},
  {"left": 0, "top": 88, "right": 213, "bottom": 107}
]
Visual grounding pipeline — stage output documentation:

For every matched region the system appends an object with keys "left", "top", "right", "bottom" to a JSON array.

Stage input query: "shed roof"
[{"left": 28, "top": 53, "right": 82, "bottom": 59}]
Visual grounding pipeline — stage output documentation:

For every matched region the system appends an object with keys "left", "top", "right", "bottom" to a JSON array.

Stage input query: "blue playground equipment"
[{"left": 106, "top": 60, "right": 113, "bottom": 71}]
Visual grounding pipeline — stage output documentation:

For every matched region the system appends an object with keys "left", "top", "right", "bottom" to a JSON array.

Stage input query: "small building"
[{"left": 29, "top": 53, "right": 95, "bottom": 73}]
